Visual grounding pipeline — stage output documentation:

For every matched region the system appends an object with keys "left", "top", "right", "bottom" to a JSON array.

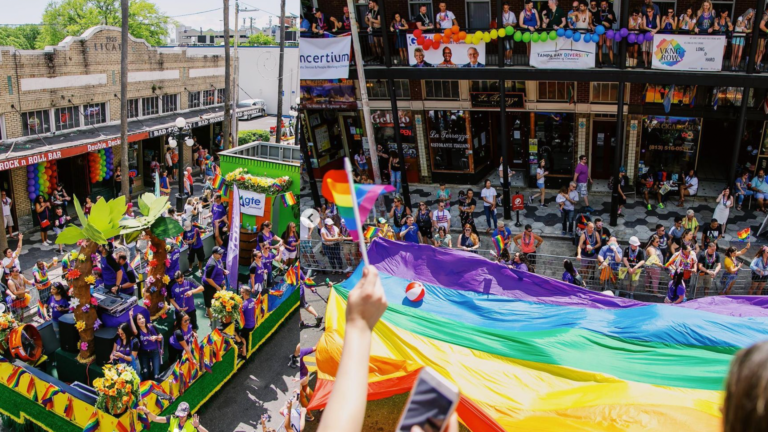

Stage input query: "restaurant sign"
[
  {"left": 470, "top": 92, "right": 525, "bottom": 109},
  {"left": 149, "top": 108, "right": 261, "bottom": 138}
]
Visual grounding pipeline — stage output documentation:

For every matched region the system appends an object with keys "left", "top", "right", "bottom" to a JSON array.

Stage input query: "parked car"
[{"left": 237, "top": 99, "right": 267, "bottom": 119}]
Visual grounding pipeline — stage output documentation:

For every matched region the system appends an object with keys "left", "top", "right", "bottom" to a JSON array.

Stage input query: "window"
[
  {"left": 21, "top": 110, "right": 51, "bottom": 136},
  {"left": 0, "top": 116, "right": 5, "bottom": 142},
  {"left": 409, "top": 0, "right": 433, "bottom": 21},
  {"left": 470, "top": 80, "right": 526, "bottom": 94},
  {"left": 216, "top": 88, "right": 225, "bottom": 104},
  {"left": 188, "top": 91, "right": 201, "bottom": 109},
  {"left": 54, "top": 106, "right": 80, "bottom": 131},
  {"left": 714, "top": 87, "right": 755, "bottom": 107},
  {"left": 202, "top": 89, "right": 216, "bottom": 106},
  {"left": 127, "top": 99, "right": 140, "bottom": 119},
  {"left": 365, "top": 80, "right": 410, "bottom": 99},
  {"left": 424, "top": 80, "right": 460, "bottom": 99},
  {"left": 644, "top": 84, "right": 695, "bottom": 104},
  {"left": 537, "top": 82, "right": 573, "bottom": 101},
  {"left": 83, "top": 103, "right": 107, "bottom": 126},
  {"left": 141, "top": 97, "right": 159, "bottom": 116},
  {"left": 591, "top": 83, "right": 631, "bottom": 103},
  {"left": 162, "top": 94, "right": 178, "bottom": 113},
  {"left": 466, "top": 0, "right": 491, "bottom": 29}
]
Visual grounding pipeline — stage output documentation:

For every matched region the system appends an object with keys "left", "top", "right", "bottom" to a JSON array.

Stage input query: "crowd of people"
[{"left": 302, "top": 0, "right": 768, "bottom": 71}]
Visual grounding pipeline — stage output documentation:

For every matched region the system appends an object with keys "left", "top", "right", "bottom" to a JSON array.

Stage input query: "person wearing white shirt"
[
  {"left": 320, "top": 218, "right": 343, "bottom": 274},
  {"left": 677, "top": 169, "right": 699, "bottom": 207},
  {"left": 498, "top": 157, "right": 515, "bottom": 188},
  {"left": 431, "top": 201, "right": 452, "bottom": 231},
  {"left": 1, "top": 191, "right": 14, "bottom": 238},
  {"left": 501, "top": 2, "right": 518, "bottom": 64},
  {"left": 480, "top": 179, "right": 498, "bottom": 233},
  {"left": 436, "top": 2, "right": 458, "bottom": 29},
  {"left": 1, "top": 234, "right": 22, "bottom": 281}
]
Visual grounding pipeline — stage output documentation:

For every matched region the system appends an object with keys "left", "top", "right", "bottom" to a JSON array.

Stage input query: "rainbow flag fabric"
[
  {"left": 282, "top": 191, "right": 297, "bottom": 207},
  {"left": 83, "top": 409, "right": 100, "bottom": 432},
  {"left": 364, "top": 226, "right": 380, "bottom": 240},
  {"left": 309, "top": 240, "right": 768, "bottom": 431},
  {"left": 321, "top": 169, "right": 394, "bottom": 241},
  {"left": 211, "top": 173, "right": 229, "bottom": 196},
  {"left": 129, "top": 253, "right": 141, "bottom": 270},
  {"left": 491, "top": 235, "right": 504, "bottom": 254},
  {"left": 738, "top": 227, "right": 751, "bottom": 241}
]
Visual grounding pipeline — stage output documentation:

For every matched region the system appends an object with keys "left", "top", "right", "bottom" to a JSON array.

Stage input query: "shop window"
[
  {"left": 366, "top": 80, "right": 410, "bottom": 99},
  {"left": 644, "top": 84, "right": 695, "bottom": 104},
  {"left": 83, "top": 103, "right": 107, "bottom": 126},
  {"left": 127, "top": 99, "right": 140, "bottom": 119},
  {"left": 408, "top": 0, "right": 432, "bottom": 20},
  {"left": 537, "top": 82, "right": 573, "bottom": 101},
  {"left": 21, "top": 110, "right": 51, "bottom": 136},
  {"left": 216, "top": 88, "right": 225, "bottom": 104},
  {"left": 202, "top": 89, "right": 217, "bottom": 107},
  {"left": 188, "top": 91, "right": 201, "bottom": 109},
  {"left": 470, "top": 80, "right": 526, "bottom": 94},
  {"left": 424, "top": 80, "right": 460, "bottom": 100},
  {"left": 713, "top": 87, "right": 755, "bottom": 107},
  {"left": 142, "top": 97, "right": 159, "bottom": 116},
  {"left": 533, "top": 113, "right": 576, "bottom": 176},
  {"left": 591, "top": 83, "right": 630, "bottom": 103},
  {"left": 162, "top": 94, "right": 178, "bottom": 113},
  {"left": 427, "top": 110, "right": 470, "bottom": 172},
  {"left": 54, "top": 106, "right": 80, "bottom": 131}
]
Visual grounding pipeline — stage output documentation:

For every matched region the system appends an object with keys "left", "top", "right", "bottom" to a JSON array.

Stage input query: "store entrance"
[
  {"left": 57, "top": 155, "right": 90, "bottom": 201},
  {"left": 698, "top": 119, "right": 733, "bottom": 181},
  {"left": 591, "top": 120, "right": 617, "bottom": 179},
  {"left": 142, "top": 136, "right": 165, "bottom": 188}
]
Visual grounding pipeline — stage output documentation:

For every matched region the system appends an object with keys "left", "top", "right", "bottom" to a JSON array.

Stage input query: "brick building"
[{"left": 0, "top": 26, "right": 257, "bottom": 221}]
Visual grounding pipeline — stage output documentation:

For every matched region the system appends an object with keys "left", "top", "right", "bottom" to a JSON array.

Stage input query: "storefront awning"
[{"left": 0, "top": 106, "right": 261, "bottom": 172}]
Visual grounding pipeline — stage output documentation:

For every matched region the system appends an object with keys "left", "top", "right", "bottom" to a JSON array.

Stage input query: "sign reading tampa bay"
[
  {"left": 651, "top": 34, "right": 724, "bottom": 72},
  {"left": 300, "top": 36, "right": 352, "bottom": 79},
  {"left": 529, "top": 39, "right": 595, "bottom": 69}
]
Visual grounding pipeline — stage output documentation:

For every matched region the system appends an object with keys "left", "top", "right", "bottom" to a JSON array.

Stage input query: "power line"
[{"left": 169, "top": 7, "right": 223, "bottom": 18}]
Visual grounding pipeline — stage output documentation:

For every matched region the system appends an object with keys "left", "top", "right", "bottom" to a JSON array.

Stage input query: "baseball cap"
[
  {"left": 619, "top": 166, "right": 626, "bottom": 173},
  {"left": 212, "top": 246, "right": 224, "bottom": 255},
  {"left": 175, "top": 402, "right": 190, "bottom": 417},
  {"left": 629, "top": 236, "right": 640, "bottom": 246},
  {"left": 324, "top": 218, "right": 334, "bottom": 225},
  {"left": 377, "top": 217, "right": 387, "bottom": 224}
]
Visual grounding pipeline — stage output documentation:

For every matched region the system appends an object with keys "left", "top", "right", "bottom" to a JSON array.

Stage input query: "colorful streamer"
[
  {"left": 309, "top": 240, "right": 768, "bottom": 432},
  {"left": 7, "top": 367, "right": 27, "bottom": 388},
  {"left": 137, "top": 410, "right": 151, "bottom": 430}
]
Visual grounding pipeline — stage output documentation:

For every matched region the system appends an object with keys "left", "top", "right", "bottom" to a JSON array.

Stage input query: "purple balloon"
[
  {"left": 620, "top": 28, "right": 629, "bottom": 37},
  {"left": 645, "top": 32, "right": 654, "bottom": 42},
  {"left": 614, "top": 32, "right": 622, "bottom": 42},
  {"left": 27, "top": 186, "right": 34, "bottom": 193},
  {"left": 27, "top": 172, "right": 34, "bottom": 179},
  {"left": 28, "top": 193, "right": 36, "bottom": 200},
  {"left": 606, "top": 29, "right": 614, "bottom": 39},
  {"left": 628, "top": 33, "right": 637, "bottom": 43},
  {"left": 26, "top": 166, "right": 34, "bottom": 172}
]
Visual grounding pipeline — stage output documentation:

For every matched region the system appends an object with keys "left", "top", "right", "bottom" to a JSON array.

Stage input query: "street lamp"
[{"left": 170, "top": 117, "right": 195, "bottom": 212}]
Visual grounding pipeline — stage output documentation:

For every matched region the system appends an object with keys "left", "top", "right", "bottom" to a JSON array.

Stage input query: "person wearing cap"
[
  {"left": 203, "top": 247, "right": 229, "bottom": 323},
  {"left": 620, "top": 236, "right": 646, "bottom": 298},
  {"left": 320, "top": 218, "right": 343, "bottom": 274},
  {"left": 137, "top": 402, "right": 208, "bottom": 432},
  {"left": 169, "top": 271, "right": 203, "bottom": 331},
  {"left": 182, "top": 220, "right": 205, "bottom": 276},
  {"left": 616, "top": 167, "right": 628, "bottom": 217},
  {"left": 697, "top": 241, "right": 721, "bottom": 297},
  {"left": 235, "top": 285, "right": 257, "bottom": 356},
  {"left": 116, "top": 252, "right": 137, "bottom": 295},
  {"left": 374, "top": 217, "right": 395, "bottom": 241}
]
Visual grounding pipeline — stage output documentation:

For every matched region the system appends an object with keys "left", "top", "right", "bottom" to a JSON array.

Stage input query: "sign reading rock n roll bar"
[
  {"left": 470, "top": 92, "right": 526, "bottom": 109},
  {"left": 0, "top": 132, "right": 149, "bottom": 172}
]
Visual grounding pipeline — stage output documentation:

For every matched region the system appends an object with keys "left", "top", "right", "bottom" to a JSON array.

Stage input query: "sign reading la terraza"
[{"left": 470, "top": 92, "right": 525, "bottom": 109}]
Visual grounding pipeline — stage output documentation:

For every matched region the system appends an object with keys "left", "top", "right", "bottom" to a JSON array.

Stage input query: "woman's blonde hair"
[{"left": 697, "top": 0, "right": 712, "bottom": 17}]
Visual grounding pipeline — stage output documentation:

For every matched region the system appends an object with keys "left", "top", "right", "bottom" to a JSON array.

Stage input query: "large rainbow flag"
[{"left": 309, "top": 239, "right": 768, "bottom": 431}]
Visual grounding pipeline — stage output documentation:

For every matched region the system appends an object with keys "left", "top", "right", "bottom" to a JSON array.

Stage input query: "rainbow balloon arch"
[
  {"left": 87, "top": 147, "right": 114, "bottom": 184},
  {"left": 25, "top": 161, "right": 58, "bottom": 201},
  {"left": 412, "top": 24, "right": 653, "bottom": 51}
]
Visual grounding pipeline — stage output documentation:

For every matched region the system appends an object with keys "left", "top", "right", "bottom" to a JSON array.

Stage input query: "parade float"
[{"left": 0, "top": 193, "right": 299, "bottom": 432}]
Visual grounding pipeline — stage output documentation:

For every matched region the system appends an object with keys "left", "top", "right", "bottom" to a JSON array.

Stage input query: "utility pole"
[
  {"left": 223, "top": 0, "right": 232, "bottom": 150},
  {"left": 347, "top": 0, "right": 380, "bottom": 185},
  {"left": 275, "top": 0, "right": 286, "bottom": 143},
  {"left": 250, "top": 17, "right": 253, "bottom": 35},
  {"left": 120, "top": 0, "right": 129, "bottom": 198},
  {"left": 233, "top": 1, "right": 239, "bottom": 147}
]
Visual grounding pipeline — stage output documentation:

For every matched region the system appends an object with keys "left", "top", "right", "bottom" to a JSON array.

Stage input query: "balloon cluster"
[
  {"left": 88, "top": 147, "right": 114, "bottom": 184},
  {"left": 26, "top": 161, "right": 58, "bottom": 201},
  {"left": 413, "top": 25, "right": 654, "bottom": 48}
]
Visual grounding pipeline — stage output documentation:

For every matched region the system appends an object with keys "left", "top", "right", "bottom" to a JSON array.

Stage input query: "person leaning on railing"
[
  {"left": 748, "top": 246, "right": 768, "bottom": 295},
  {"left": 721, "top": 244, "right": 750, "bottom": 295}
]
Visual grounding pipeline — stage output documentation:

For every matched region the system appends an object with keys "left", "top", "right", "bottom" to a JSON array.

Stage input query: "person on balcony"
[
  {"left": 342, "top": 6, "right": 352, "bottom": 32},
  {"left": 731, "top": 9, "right": 754, "bottom": 71},
  {"left": 715, "top": 9, "right": 734, "bottom": 60},
  {"left": 570, "top": 2, "right": 593, "bottom": 31},
  {"left": 642, "top": 0, "right": 660, "bottom": 19},
  {"left": 501, "top": 2, "right": 517, "bottom": 65},
  {"left": 679, "top": 7, "right": 695, "bottom": 30},
  {"left": 435, "top": 2, "right": 458, "bottom": 29},
  {"left": 311, "top": 9, "right": 327, "bottom": 36},
  {"left": 695, "top": 0, "right": 716, "bottom": 34},
  {"left": 390, "top": 13, "right": 409, "bottom": 65},
  {"left": 757, "top": 8, "right": 768, "bottom": 73},
  {"left": 414, "top": 4, "right": 434, "bottom": 33},
  {"left": 641, "top": 5, "right": 660, "bottom": 68},
  {"left": 542, "top": 0, "right": 566, "bottom": 30},
  {"left": 365, "top": 0, "right": 383, "bottom": 61},
  {"left": 597, "top": 0, "right": 617, "bottom": 67},
  {"left": 661, "top": 7, "right": 678, "bottom": 32},
  {"left": 519, "top": 0, "right": 540, "bottom": 56}
]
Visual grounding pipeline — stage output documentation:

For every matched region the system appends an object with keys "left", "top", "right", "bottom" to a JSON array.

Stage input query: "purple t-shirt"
[
  {"left": 137, "top": 325, "right": 161, "bottom": 353},
  {"left": 299, "top": 347, "right": 315, "bottom": 380},
  {"left": 48, "top": 296, "right": 69, "bottom": 322},
  {"left": 667, "top": 281, "right": 686, "bottom": 302},
  {"left": 575, "top": 163, "right": 589, "bottom": 184},
  {"left": 241, "top": 297, "right": 256, "bottom": 329},
  {"left": 171, "top": 279, "right": 197, "bottom": 312}
]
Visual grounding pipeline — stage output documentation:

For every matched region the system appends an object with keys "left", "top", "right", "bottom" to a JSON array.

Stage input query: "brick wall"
[
  {"left": 576, "top": 82, "right": 590, "bottom": 104},
  {"left": 10, "top": 167, "right": 30, "bottom": 217}
]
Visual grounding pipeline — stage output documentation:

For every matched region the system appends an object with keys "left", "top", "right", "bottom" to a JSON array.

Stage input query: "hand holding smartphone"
[{"left": 396, "top": 367, "right": 460, "bottom": 432}]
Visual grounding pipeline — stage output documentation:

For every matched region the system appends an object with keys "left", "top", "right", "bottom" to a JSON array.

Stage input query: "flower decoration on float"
[
  {"left": 85, "top": 275, "right": 96, "bottom": 284},
  {"left": 75, "top": 321, "right": 86, "bottom": 332}
]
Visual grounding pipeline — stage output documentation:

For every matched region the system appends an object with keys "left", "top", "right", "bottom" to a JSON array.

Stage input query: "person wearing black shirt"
[
  {"left": 697, "top": 241, "right": 721, "bottom": 296},
  {"left": 594, "top": 218, "right": 611, "bottom": 253},
  {"left": 311, "top": 9, "right": 327, "bottom": 36},
  {"left": 542, "top": 0, "right": 567, "bottom": 29},
  {"left": 701, "top": 219, "right": 723, "bottom": 246},
  {"left": 597, "top": 0, "right": 617, "bottom": 66},
  {"left": 414, "top": 4, "right": 434, "bottom": 32},
  {"left": 621, "top": 236, "right": 646, "bottom": 298},
  {"left": 376, "top": 144, "right": 390, "bottom": 183}
]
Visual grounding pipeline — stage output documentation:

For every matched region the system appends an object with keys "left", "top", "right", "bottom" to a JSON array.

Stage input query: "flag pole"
[{"left": 343, "top": 157, "right": 370, "bottom": 266}]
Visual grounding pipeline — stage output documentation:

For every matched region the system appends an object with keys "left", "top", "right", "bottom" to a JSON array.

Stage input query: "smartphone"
[{"left": 396, "top": 367, "right": 459, "bottom": 432}]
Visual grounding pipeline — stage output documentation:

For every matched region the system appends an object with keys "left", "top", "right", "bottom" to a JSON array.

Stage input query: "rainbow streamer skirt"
[{"left": 309, "top": 240, "right": 768, "bottom": 431}]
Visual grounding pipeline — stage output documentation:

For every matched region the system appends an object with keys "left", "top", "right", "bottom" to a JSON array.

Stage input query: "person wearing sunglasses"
[
  {"left": 415, "top": 202, "right": 433, "bottom": 244},
  {"left": 168, "top": 271, "right": 203, "bottom": 331},
  {"left": 513, "top": 225, "right": 543, "bottom": 273},
  {"left": 169, "top": 311, "right": 197, "bottom": 365},
  {"left": 457, "top": 224, "right": 480, "bottom": 253},
  {"left": 661, "top": 8, "right": 678, "bottom": 32}
]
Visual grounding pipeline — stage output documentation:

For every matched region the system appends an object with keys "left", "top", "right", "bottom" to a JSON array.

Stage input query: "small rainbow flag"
[
  {"left": 41, "top": 384, "right": 61, "bottom": 410},
  {"left": 27, "top": 376, "right": 38, "bottom": 402},
  {"left": 139, "top": 381, "right": 153, "bottom": 400},
  {"left": 115, "top": 419, "right": 130, "bottom": 432},
  {"left": 492, "top": 236, "right": 505, "bottom": 254},
  {"left": 364, "top": 226, "right": 380, "bottom": 241},
  {"left": 64, "top": 395, "right": 74, "bottom": 420},
  {"left": 7, "top": 367, "right": 27, "bottom": 388},
  {"left": 282, "top": 191, "right": 297, "bottom": 207},
  {"left": 321, "top": 169, "right": 394, "bottom": 241},
  {"left": 284, "top": 264, "right": 299, "bottom": 286},
  {"left": 738, "top": 228, "right": 751, "bottom": 241},
  {"left": 83, "top": 409, "right": 100, "bottom": 432},
  {"left": 130, "top": 254, "right": 141, "bottom": 270},
  {"left": 137, "top": 410, "right": 151, "bottom": 429},
  {"left": 212, "top": 174, "right": 225, "bottom": 192}
]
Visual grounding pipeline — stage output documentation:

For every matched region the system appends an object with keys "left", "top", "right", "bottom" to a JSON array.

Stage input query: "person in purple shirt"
[
  {"left": 249, "top": 250, "right": 266, "bottom": 294},
  {"left": 110, "top": 323, "right": 141, "bottom": 373},
  {"left": 165, "top": 244, "right": 181, "bottom": 281},
  {"left": 46, "top": 282, "right": 70, "bottom": 334},
  {"left": 169, "top": 311, "right": 197, "bottom": 365},
  {"left": 297, "top": 344, "right": 317, "bottom": 420},
  {"left": 236, "top": 286, "right": 257, "bottom": 356},
  {"left": 129, "top": 309, "right": 163, "bottom": 381},
  {"left": 183, "top": 220, "right": 205, "bottom": 276},
  {"left": 211, "top": 194, "right": 228, "bottom": 226},
  {"left": 665, "top": 270, "right": 686, "bottom": 304},
  {"left": 573, "top": 154, "right": 593, "bottom": 211},
  {"left": 169, "top": 271, "right": 204, "bottom": 331},
  {"left": 261, "top": 241, "right": 278, "bottom": 288}
]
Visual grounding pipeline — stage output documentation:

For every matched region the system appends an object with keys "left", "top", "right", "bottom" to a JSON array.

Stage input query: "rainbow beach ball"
[{"left": 405, "top": 282, "right": 426, "bottom": 302}]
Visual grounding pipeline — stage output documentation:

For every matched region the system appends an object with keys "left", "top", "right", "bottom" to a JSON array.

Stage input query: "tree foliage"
[
  {"left": 0, "top": 25, "right": 42, "bottom": 50},
  {"left": 38, "top": 0, "right": 171, "bottom": 48},
  {"left": 238, "top": 129, "right": 271, "bottom": 146},
  {"left": 248, "top": 33, "right": 277, "bottom": 46}
]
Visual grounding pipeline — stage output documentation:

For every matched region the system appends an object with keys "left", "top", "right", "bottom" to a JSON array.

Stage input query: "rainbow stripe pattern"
[
  {"left": 282, "top": 191, "right": 297, "bottom": 207},
  {"left": 309, "top": 240, "right": 768, "bottom": 432},
  {"left": 738, "top": 227, "right": 751, "bottom": 241},
  {"left": 491, "top": 235, "right": 504, "bottom": 254},
  {"left": 321, "top": 169, "right": 394, "bottom": 241},
  {"left": 364, "top": 226, "right": 380, "bottom": 240},
  {"left": 41, "top": 384, "right": 61, "bottom": 410},
  {"left": 83, "top": 409, "right": 100, "bottom": 432}
]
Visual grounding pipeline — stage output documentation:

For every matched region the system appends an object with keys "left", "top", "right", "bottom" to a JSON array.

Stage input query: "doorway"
[
  {"left": 57, "top": 155, "right": 90, "bottom": 202},
  {"left": 697, "top": 118, "right": 732, "bottom": 181},
  {"left": 591, "top": 119, "right": 617, "bottom": 179}
]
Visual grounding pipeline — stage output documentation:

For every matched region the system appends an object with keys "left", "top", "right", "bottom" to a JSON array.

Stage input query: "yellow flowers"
[
  {"left": 165, "top": 245, "right": 171, "bottom": 252},
  {"left": 224, "top": 168, "right": 293, "bottom": 195},
  {"left": 75, "top": 321, "right": 86, "bottom": 331},
  {"left": 211, "top": 291, "right": 243, "bottom": 324},
  {"left": 77, "top": 253, "right": 86, "bottom": 262},
  {"left": 93, "top": 364, "right": 140, "bottom": 414},
  {"left": 84, "top": 275, "right": 96, "bottom": 284},
  {"left": 162, "top": 275, "right": 170, "bottom": 284}
]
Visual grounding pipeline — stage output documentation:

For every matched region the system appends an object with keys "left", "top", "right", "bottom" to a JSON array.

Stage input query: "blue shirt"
[
  {"left": 492, "top": 227, "right": 512, "bottom": 242},
  {"left": 401, "top": 225, "right": 420, "bottom": 243},
  {"left": 599, "top": 244, "right": 623, "bottom": 270}
]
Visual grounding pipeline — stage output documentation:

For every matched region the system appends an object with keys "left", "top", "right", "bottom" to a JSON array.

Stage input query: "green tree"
[
  {"left": 248, "top": 33, "right": 276, "bottom": 46},
  {"left": 0, "top": 25, "right": 42, "bottom": 50},
  {"left": 39, "top": 0, "right": 171, "bottom": 48}
]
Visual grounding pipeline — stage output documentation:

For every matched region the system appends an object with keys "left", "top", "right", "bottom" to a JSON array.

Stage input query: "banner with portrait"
[
  {"left": 407, "top": 37, "right": 486, "bottom": 68},
  {"left": 651, "top": 34, "right": 724, "bottom": 72}
]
